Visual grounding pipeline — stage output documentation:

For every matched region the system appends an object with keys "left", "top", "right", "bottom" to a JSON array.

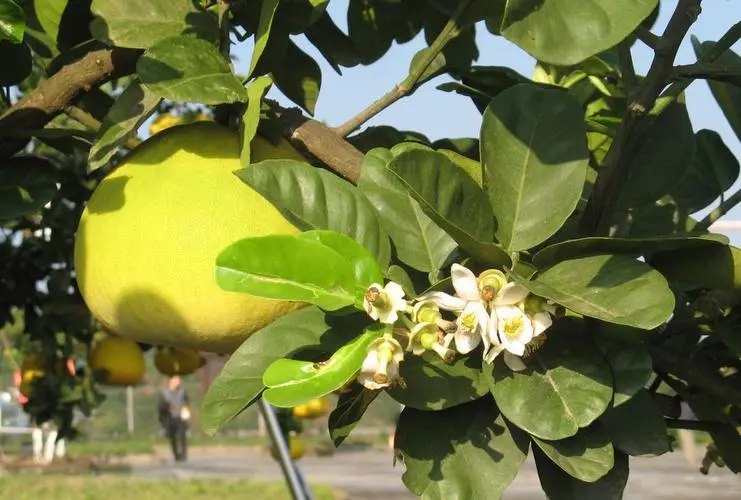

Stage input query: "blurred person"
[{"left": 157, "top": 375, "right": 190, "bottom": 462}]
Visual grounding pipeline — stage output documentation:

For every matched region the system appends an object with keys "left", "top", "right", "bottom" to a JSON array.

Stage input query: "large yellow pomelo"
[{"left": 74, "top": 122, "right": 308, "bottom": 353}]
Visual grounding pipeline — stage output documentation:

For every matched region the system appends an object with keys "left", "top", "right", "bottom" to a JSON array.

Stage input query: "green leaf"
[
  {"left": 489, "top": 319, "right": 613, "bottom": 440},
  {"left": 247, "top": 0, "right": 280, "bottom": 79},
  {"left": 262, "top": 326, "right": 383, "bottom": 407},
  {"left": 304, "top": 11, "right": 361, "bottom": 71},
  {"left": 34, "top": 0, "right": 92, "bottom": 49},
  {"left": 215, "top": 234, "right": 359, "bottom": 311},
  {"left": 358, "top": 148, "right": 456, "bottom": 273},
  {"left": 87, "top": 80, "right": 160, "bottom": 173},
  {"left": 236, "top": 159, "right": 391, "bottom": 270},
  {"left": 327, "top": 381, "right": 379, "bottom": 446},
  {"left": 532, "top": 424, "right": 614, "bottom": 482},
  {"left": 600, "top": 389, "right": 671, "bottom": 457},
  {"left": 438, "top": 65, "right": 531, "bottom": 113},
  {"left": 89, "top": 0, "right": 219, "bottom": 49},
  {"left": 437, "top": 148, "right": 482, "bottom": 186},
  {"left": 481, "top": 83, "right": 588, "bottom": 252},
  {"left": 299, "top": 230, "right": 384, "bottom": 289},
  {"left": 0, "top": 157, "right": 59, "bottom": 220},
  {"left": 271, "top": 39, "right": 322, "bottom": 115},
  {"left": 34, "top": 0, "right": 65, "bottom": 43},
  {"left": 668, "top": 130, "right": 740, "bottom": 213},
  {"left": 200, "top": 306, "right": 341, "bottom": 435},
  {"left": 0, "top": 39, "right": 31, "bottom": 85},
  {"left": 0, "top": 0, "right": 24, "bottom": 43},
  {"left": 533, "top": 233, "right": 729, "bottom": 268},
  {"left": 593, "top": 330, "right": 652, "bottom": 407},
  {"left": 138, "top": 35, "right": 248, "bottom": 105},
  {"left": 388, "top": 149, "right": 511, "bottom": 268},
  {"left": 409, "top": 46, "right": 446, "bottom": 85},
  {"left": 651, "top": 245, "right": 741, "bottom": 291},
  {"left": 535, "top": 447, "right": 630, "bottom": 500},
  {"left": 240, "top": 75, "right": 273, "bottom": 167},
  {"left": 519, "top": 254, "right": 675, "bottom": 330},
  {"left": 396, "top": 396, "right": 530, "bottom": 500},
  {"left": 693, "top": 37, "right": 741, "bottom": 143},
  {"left": 497, "top": 0, "right": 658, "bottom": 65},
  {"left": 387, "top": 350, "right": 489, "bottom": 411}
]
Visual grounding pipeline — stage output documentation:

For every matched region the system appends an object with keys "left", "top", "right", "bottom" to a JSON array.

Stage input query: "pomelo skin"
[{"left": 74, "top": 123, "right": 307, "bottom": 354}]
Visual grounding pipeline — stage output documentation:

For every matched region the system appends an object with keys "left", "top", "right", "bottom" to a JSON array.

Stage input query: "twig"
[
  {"left": 665, "top": 419, "right": 724, "bottom": 432},
  {"left": 217, "top": 0, "right": 231, "bottom": 60},
  {"left": 65, "top": 105, "right": 142, "bottom": 150},
  {"left": 333, "top": 0, "right": 472, "bottom": 137},
  {"left": 618, "top": 41, "right": 637, "bottom": 90},
  {"left": 672, "top": 62, "right": 741, "bottom": 80},
  {"left": 696, "top": 189, "right": 741, "bottom": 230},
  {"left": 580, "top": 0, "right": 701, "bottom": 235},
  {"left": 635, "top": 25, "right": 662, "bottom": 50}
]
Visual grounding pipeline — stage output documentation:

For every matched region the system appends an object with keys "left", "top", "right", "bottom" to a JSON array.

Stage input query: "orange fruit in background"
[{"left": 89, "top": 335, "right": 146, "bottom": 386}]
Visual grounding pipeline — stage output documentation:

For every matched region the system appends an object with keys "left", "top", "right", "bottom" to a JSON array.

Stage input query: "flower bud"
[
  {"left": 478, "top": 269, "right": 509, "bottom": 302},
  {"left": 412, "top": 300, "right": 442, "bottom": 324}
]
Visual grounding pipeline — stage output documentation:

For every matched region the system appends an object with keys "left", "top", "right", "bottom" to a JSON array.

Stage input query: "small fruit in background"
[
  {"left": 306, "top": 397, "right": 330, "bottom": 417},
  {"left": 270, "top": 433, "right": 306, "bottom": 461},
  {"left": 154, "top": 346, "right": 205, "bottom": 376},
  {"left": 89, "top": 334, "right": 146, "bottom": 386}
]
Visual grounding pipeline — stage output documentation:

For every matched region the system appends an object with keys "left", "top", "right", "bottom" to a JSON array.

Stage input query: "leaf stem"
[
  {"left": 218, "top": 0, "right": 231, "bottom": 60},
  {"left": 696, "top": 189, "right": 741, "bottom": 230},
  {"left": 333, "top": 0, "right": 472, "bottom": 137}
]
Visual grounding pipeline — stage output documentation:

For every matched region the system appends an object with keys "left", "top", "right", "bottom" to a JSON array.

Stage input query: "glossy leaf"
[
  {"left": 271, "top": 39, "right": 322, "bottom": 115},
  {"left": 481, "top": 84, "right": 588, "bottom": 252},
  {"left": 535, "top": 447, "right": 630, "bottom": 500},
  {"left": 0, "top": 157, "right": 59, "bottom": 220},
  {"left": 533, "top": 233, "right": 728, "bottom": 268},
  {"left": 239, "top": 75, "right": 273, "bottom": 167},
  {"left": 497, "top": 0, "right": 658, "bottom": 65},
  {"left": 358, "top": 148, "right": 456, "bottom": 273},
  {"left": 520, "top": 254, "right": 675, "bottom": 330},
  {"left": 328, "top": 381, "right": 379, "bottom": 446},
  {"left": 262, "top": 327, "right": 384, "bottom": 407},
  {"left": 200, "top": 306, "right": 342, "bottom": 435},
  {"left": 304, "top": 10, "right": 360, "bottom": 71},
  {"left": 532, "top": 424, "right": 614, "bottom": 482},
  {"left": 489, "top": 319, "right": 613, "bottom": 440},
  {"left": 0, "top": 0, "right": 24, "bottom": 43},
  {"left": 593, "top": 331, "right": 652, "bottom": 407},
  {"left": 396, "top": 396, "right": 530, "bottom": 500},
  {"left": 388, "top": 149, "right": 510, "bottom": 268},
  {"left": 236, "top": 159, "right": 391, "bottom": 270},
  {"left": 89, "top": 0, "right": 219, "bottom": 49},
  {"left": 247, "top": 0, "right": 279, "bottom": 78},
  {"left": 215, "top": 234, "right": 359, "bottom": 311},
  {"left": 34, "top": 0, "right": 65, "bottom": 43},
  {"left": 388, "top": 350, "right": 489, "bottom": 411},
  {"left": 651, "top": 245, "right": 741, "bottom": 291},
  {"left": 138, "top": 35, "right": 248, "bottom": 104},
  {"left": 438, "top": 65, "right": 531, "bottom": 113},
  {"left": 88, "top": 80, "right": 160, "bottom": 173},
  {"left": 600, "top": 389, "right": 671, "bottom": 457}
]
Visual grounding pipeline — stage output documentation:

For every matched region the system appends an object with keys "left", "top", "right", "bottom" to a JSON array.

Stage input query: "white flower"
[
  {"left": 364, "top": 282, "right": 408, "bottom": 324},
  {"left": 453, "top": 302, "right": 488, "bottom": 354},
  {"left": 483, "top": 309, "right": 504, "bottom": 363},
  {"left": 503, "top": 351, "right": 528, "bottom": 372},
  {"left": 532, "top": 311, "right": 553, "bottom": 337},
  {"left": 357, "top": 337, "right": 404, "bottom": 390},
  {"left": 494, "top": 305, "right": 534, "bottom": 356}
]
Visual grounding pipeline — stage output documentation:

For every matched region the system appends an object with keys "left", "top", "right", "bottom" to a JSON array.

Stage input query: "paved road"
[{"left": 133, "top": 448, "right": 739, "bottom": 499}]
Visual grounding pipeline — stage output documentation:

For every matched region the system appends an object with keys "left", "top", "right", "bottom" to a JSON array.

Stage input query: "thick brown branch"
[{"left": 0, "top": 47, "right": 141, "bottom": 158}]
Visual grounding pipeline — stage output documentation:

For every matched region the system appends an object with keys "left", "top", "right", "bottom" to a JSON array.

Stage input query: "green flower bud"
[{"left": 478, "top": 269, "right": 508, "bottom": 302}]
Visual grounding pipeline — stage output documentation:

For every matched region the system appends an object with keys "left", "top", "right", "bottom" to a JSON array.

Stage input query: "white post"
[{"left": 127, "top": 386, "right": 135, "bottom": 434}]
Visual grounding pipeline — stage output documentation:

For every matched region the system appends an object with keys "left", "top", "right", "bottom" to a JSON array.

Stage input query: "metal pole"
[
  {"left": 257, "top": 399, "right": 313, "bottom": 500},
  {"left": 126, "top": 386, "right": 134, "bottom": 434}
]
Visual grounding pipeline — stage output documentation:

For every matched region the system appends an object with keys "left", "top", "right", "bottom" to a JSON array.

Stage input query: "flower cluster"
[{"left": 357, "top": 264, "right": 559, "bottom": 391}]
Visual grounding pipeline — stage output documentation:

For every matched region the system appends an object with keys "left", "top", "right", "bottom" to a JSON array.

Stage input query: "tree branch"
[
  {"left": 672, "top": 62, "right": 741, "bottom": 81},
  {"left": 696, "top": 189, "right": 741, "bottom": 230},
  {"left": 0, "top": 47, "right": 141, "bottom": 159},
  {"left": 217, "top": 0, "right": 231, "bottom": 60},
  {"left": 580, "top": 0, "right": 702, "bottom": 235},
  {"left": 665, "top": 418, "right": 724, "bottom": 432},
  {"left": 635, "top": 25, "right": 662, "bottom": 50},
  {"left": 333, "top": 0, "right": 471, "bottom": 137}
]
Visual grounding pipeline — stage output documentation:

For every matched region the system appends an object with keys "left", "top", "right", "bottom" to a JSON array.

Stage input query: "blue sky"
[{"left": 230, "top": 0, "right": 741, "bottom": 243}]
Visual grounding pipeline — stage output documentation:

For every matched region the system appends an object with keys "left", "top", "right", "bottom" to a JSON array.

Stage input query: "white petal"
[
  {"left": 357, "top": 372, "right": 385, "bottom": 390},
  {"left": 483, "top": 342, "right": 504, "bottom": 364},
  {"left": 451, "top": 263, "right": 481, "bottom": 301},
  {"left": 503, "top": 352, "right": 527, "bottom": 372},
  {"left": 378, "top": 308, "right": 399, "bottom": 324},
  {"left": 493, "top": 283, "right": 530, "bottom": 306},
  {"left": 454, "top": 327, "right": 481, "bottom": 354},
  {"left": 533, "top": 312, "right": 553, "bottom": 337},
  {"left": 384, "top": 282, "right": 406, "bottom": 302},
  {"left": 416, "top": 291, "right": 467, "bottom": 311},
  {"left": 361, "top": 349, "right": 380, "bottom": 373},
  {"left": 502, "top": 339, "right": 526, "bottom": 356}
]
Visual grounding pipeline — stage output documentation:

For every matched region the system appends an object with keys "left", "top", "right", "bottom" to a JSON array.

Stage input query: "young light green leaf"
[
  {"left": 396, "top": 396, "right": 530, "bottom": 500},
  {"left": 533, "top": 233, "right": 728, "bottom": 269},
  {"left": 0, "top": 0, "right": 25, "bottom": 43},
  {"left": 200, "top": 306, "right": 342, "bottom": 435},
  {"left": 215, "top": 234, "right": 359, "bottom": 311},
  {"left": 35, "top": 0, "right": 65, "bottom": 43},
  {"left": 272, "top": 40, "right": 322, "bottom": 115},
  {"left": 387, "top": 350, "right": 489, "bottom": 411},
  {"left": 388, "top": 148, "right": 510, "bottom": 268},
  {"left": 0, "top": 157, "right": 59, "bottom": 220},
  {"left": 358, "top": 148, "right": 457, "bottom": 273},
  {"left": 90, "top": 0, "right": 219, "bottom": 49},
  {"left": 532, "top": 424, "right": 615, "bottom": 483},
  {"left": 239, "top": 75, "right": 273, "bottom": 167},
  {"left": 262, "top": 326, "right": 384, "bottom": 407},
  {"left": 481, "top": 83, "right": 588, "bottom": 252},
  {"left": 600, "top": 389, "right": 671, "bottom": 457},
  {"left": 497, "top": 0, "right": 658, "bottom": 65},
  {"left": 489, "top": 319, "right": 613, "bottom": 440},
  {"left": 535, "top": 447, "right": 630, "bottom": 500},
  {"left": 519, "top": 254, "right": 675, "bottom": 330},
  {"left": 88, "top": 80, "right": 161, "bottom": 173},
  {"left": 328, "top": 381, "right": 380, "bottom": 446},
  {"left": 651, "top": 245, "right": 741, "bottom": 291},
  {"left": 299, "top": 230, "right": 384, "bottom": 289},
  {"left": 236, "top": 159, "right": 391, "bottom": 270},
  {"left": 247, "top": 0, "right": 280, "bottom": 79},
  {"left": 138, "top": 35, "right": 248, "bottom": 104}
]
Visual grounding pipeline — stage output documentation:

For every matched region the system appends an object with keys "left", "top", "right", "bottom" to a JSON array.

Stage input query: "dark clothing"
[
  {"left": 167, "top": 417, "right": 188, "bottom": 461},
  {"left": 157, "top": 386, "right": 189, "bottom": 462}
]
